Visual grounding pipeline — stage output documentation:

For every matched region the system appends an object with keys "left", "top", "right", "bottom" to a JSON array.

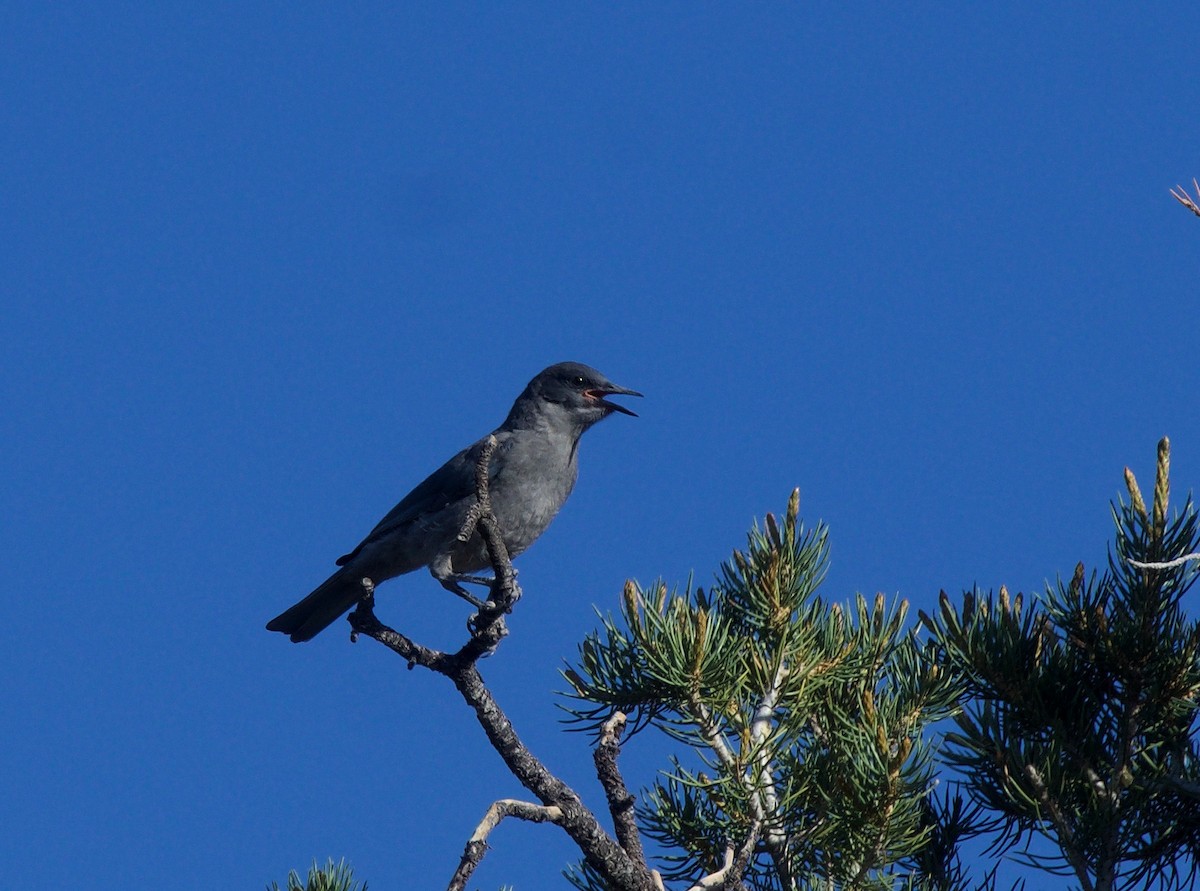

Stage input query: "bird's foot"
[{"left": 466, "top": 606, "right": 506, "bottom": 649}]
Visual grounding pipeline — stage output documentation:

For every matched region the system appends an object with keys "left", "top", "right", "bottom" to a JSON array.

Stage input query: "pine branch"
[{"left": 934, "top": 440, "right": 1200, "bottom": 890}]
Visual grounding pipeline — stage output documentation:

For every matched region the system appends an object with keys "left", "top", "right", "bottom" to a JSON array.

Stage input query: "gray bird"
[{"left": 267, "top": 361, "right": 641, "bottom": 642}]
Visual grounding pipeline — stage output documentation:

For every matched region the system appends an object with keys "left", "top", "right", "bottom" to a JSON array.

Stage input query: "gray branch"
[
  {"left": 594, "top": 711, "right": 647, "bottom": 868},
  {"left": 348, "top": 440, "right": 655, "bottom": 891},
  {"left": 447, "top": 799, "right": 564, "bottom": 891}
]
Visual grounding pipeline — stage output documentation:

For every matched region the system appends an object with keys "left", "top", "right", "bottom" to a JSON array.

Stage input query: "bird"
[{"left": 266, "top": 361, "right": 642, "bottom": 642}]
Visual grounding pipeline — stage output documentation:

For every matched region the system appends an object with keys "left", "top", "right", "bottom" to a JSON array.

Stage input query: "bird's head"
[{"left": 508, "top": 362, "right": 642, "bottom": 431}]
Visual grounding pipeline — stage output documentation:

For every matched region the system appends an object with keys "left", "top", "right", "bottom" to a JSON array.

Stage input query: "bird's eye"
[{"left": 574, "top": 376, "right": 587, "bottom": 386}]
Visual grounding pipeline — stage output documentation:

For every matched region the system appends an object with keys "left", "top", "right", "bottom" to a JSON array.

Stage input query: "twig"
[
  {"left": 1024, "top": 764, "right": 1095, "bottom": 891},
  {"left": 447, "top": 799, "right": 564, "bottom": 891},
  {"left": 1126, "top": 552, "right": 1200, "bottom": 570},
  {"left": 454, "top": 435, "right": 523, "bottom": 661},
  {"left": 727, "top": 823, "right": 762, "bottom": 891},
  {"left": 687, "top": 824, "right": 760, "bottom": 891},
  {"left": 348, "top": 581, "right": 452, "bottom": 671},
  {"left": 1170, "top": 179, "right": 1200, "bottom": 217},
  {"left": 594, "top": 712, "right": 646, "bottom": 866},
  {"left": 690, "top": 846, "right": 735, "bottom": 890}
]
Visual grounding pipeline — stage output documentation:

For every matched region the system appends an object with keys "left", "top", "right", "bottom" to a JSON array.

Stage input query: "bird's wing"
[{"left": 334, "top": 432, "right": 515, "bottom": 566}]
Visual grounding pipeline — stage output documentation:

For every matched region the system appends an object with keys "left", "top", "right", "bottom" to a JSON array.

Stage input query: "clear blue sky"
[{"left": 3, "top": 4, "right": 1198, "bottom": 889}]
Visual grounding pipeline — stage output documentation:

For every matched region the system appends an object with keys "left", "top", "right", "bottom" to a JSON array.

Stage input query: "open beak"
[{"left": 586, "top": 384, "right": 643, "bottom": 417}]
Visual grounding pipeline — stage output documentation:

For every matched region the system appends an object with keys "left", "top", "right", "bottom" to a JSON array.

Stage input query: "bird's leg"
[
  {"left": 438, "top": 575, "right": 487, "bottom": 609},
  {"left": 431, "top": 555, "right": 519, "bottom": 610},
  {"left": 457, "top": 570, "right": 521, "bottom": 603},
  {"left": 430, "top": 556, "right": 494, "bottom": 608},
  {"left": 455, "top": 573, "right": 497, "bottom": 588},
  {"left": 348, "top": 578, "right": 378, "bottom": 644}
]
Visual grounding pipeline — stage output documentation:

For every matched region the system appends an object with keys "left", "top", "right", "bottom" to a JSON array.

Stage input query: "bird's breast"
[{"left": 489, "top": 445, "right": 579, "bottom": 557}]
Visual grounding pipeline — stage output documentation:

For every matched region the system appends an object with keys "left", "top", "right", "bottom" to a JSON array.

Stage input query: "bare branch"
[
  {"left": 727, "top": 823, "right": 762, "bottom": 891},
  {"left": 1170, "top": 178, "right": 1200, "bottom": 217},
  {"left": 447, "top": 799, "right": 564, "bottom": 891},
  {"left": 594, "top": 711, "right": 646, "bottom": 867},
  {"left": 453, "top": 434, "right": 497, "bottom": 546},
  {"left": 349, "top": 441, "right": 653, "bottom": 890},
  {"left": 454, "top": 434, "right": 523, "bottom": 661},
  {"left": 1126, "top": 552, "right": 1200, "bottom": 570},
  {"left": 348, "top": 581, "right": 453, "bottom": 671},
  {"left": 450, "top": 666, "right": 653, "bottom": 888},
  {"left": 690, "top": 845, "right": 735, "bottom": 890},
  {"left": 687, "top": 821, "right": 759, "bottom": 891}
]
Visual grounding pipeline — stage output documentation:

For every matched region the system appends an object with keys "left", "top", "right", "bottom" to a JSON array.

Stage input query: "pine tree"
[
  {"left": 563, "top": 490, "right": 967, "bottom": 889},
  {"left": 328, "top": 439, "right": 1200, "bottom": 890},
  {"left": 267, "top": 858, "right": 366, "bottom": 891},
  {"left": 927, "top": 439, "right": 1200, "bottom": 890}
]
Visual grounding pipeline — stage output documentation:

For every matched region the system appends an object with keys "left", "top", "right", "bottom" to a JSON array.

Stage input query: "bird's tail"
[{"left": 266, "top": 567, "right": 371, "bottom": 643}]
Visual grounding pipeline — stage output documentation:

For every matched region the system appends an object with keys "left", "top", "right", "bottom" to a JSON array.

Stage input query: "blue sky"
[{"left": 3, "top": 4, "right": 1199, "bottom": 889}]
